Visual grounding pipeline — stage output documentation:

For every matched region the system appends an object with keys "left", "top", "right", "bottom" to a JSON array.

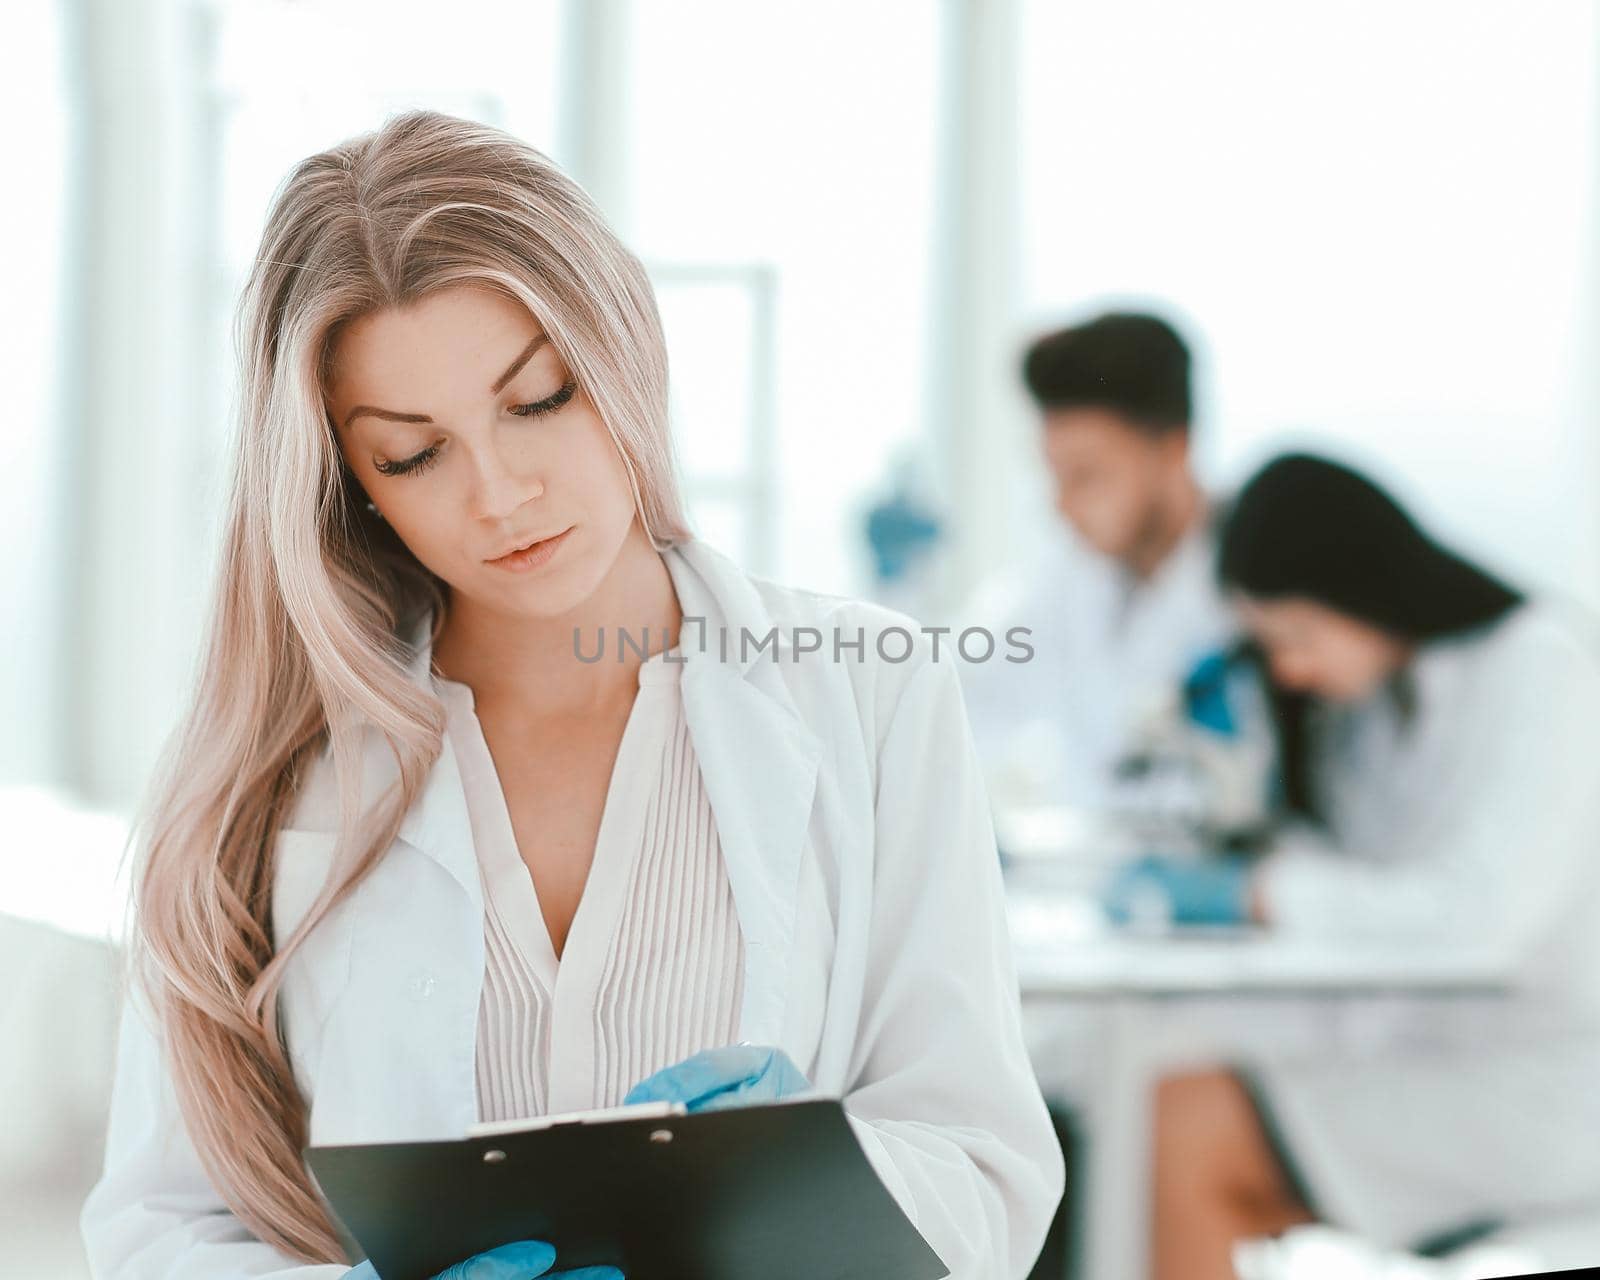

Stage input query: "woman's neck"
[{"left": 431, "top": 523, "right": 684, "bottom": 720}]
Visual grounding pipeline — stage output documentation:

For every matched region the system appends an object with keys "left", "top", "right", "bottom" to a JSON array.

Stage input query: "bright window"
[{"left": 1019, "top": 0, "right": 1600, "bottom": 605}]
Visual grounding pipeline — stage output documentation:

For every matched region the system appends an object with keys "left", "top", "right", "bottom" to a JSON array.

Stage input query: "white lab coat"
[
  {"left": 1245, "top": 599, "right": 1600, "bottom": 1247},
  {"left": 79, "top": 536, "right": 1065, "bottom": 1280},
  {"left": 954, "top": 509, "right": 1237, "bottom": 813}
]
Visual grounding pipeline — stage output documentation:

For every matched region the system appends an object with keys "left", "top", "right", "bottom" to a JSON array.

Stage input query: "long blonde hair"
[{"left": 124, "top": 109, "right": 692, "bottom": 1262}]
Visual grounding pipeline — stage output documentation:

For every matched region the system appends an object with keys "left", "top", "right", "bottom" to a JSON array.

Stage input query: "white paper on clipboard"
[{"left": 465, "top": 1100, "right": 688, "bottom": 1139}]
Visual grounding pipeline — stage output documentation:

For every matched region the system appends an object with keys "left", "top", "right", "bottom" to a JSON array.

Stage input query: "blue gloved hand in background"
[
  {"left": 623, "top": 1044, "right": 811, "bottom": 1113},
  {"left": 344, "top": 1238, "right": 622, "bottom": 1279},
  {"left": 1181, "top": 647, "right": 1241, "bottom": 737},
  {"left": 1102, "top": 853, "right": 1255, "bottom": 927}
]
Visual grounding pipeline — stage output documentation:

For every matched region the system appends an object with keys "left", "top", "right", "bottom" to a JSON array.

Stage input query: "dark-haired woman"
[{"left": 1146, "top": 453, "right": 1600, "bottom": 1280}]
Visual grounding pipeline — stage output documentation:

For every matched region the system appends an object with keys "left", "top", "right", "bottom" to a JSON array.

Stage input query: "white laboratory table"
[{"left": 1005, "top": 884, "right": 1512, "bottom": 1280}]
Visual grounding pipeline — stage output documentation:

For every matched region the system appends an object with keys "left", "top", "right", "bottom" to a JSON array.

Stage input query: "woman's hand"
[
  {"left": 344, "top": 1238, "right": 623, "bottom": 1279},
  {"left": 623, "top": 1044, "right": 812, "bottom": 1112}
]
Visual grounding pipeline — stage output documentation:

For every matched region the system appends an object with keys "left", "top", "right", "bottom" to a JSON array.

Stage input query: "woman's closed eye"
[
  {"left": 373, "top": 376, "right": 580, "bottom": 478},
  {"left": 508, "top": 376, "right": 577, "bottom": 419}
]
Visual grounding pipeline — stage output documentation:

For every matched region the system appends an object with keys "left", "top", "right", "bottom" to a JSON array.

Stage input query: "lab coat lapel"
[
  {"left": 304, "top": 626, "right": 484, "bottom": 1145},
  {"left": 663, "top": 540, "right": 824, "bottom": 1047},
  {"left": 386, "top": 614, "right": 484, "bottom": 916}
]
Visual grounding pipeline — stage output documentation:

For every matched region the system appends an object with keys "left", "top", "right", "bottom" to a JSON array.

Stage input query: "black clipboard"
[{"left": 305, "top": 1097, "right": 949, "bottom": 1280}]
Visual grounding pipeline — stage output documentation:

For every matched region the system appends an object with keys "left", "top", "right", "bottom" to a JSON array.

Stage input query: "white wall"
[
  {"left": 2, "top": 6, "right": 70, "bottom": 787},
  {"left": 621, "top": 0, "right": 945, "bottom": 597}
]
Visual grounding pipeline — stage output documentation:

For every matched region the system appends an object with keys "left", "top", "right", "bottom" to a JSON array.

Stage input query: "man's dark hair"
[{"left": 1020, "top": 311, "right": 1192, "bottom": 434}]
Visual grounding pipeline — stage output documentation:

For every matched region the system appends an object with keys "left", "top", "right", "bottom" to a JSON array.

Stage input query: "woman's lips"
[{"left": 486, "top": 526, "right": 574, "bottom": 572}]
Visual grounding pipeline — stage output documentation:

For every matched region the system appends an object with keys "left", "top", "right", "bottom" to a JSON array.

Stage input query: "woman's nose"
[{"left": 467, "top": 441, "right": 544, "bottom": 519}]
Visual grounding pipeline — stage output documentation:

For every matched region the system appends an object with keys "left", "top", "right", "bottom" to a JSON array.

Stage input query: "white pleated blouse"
[{"left": 432, "top": 646, "right": 745, "bottom": 1122}]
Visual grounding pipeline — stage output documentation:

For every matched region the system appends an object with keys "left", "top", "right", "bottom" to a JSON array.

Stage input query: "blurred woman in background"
[{"left": 1148, "top": 452, "right": 1600, "bottom": 1280}]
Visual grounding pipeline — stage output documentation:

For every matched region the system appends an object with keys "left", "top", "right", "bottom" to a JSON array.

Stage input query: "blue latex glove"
[
  {"left": 1102, "top": 853, "right": 1254, "bottom": 927},
  {"left": 623, "top": 1044, "right": 811, "bottom": 1113},
  {"left": 1181, "top": 648, "right": 1240, "bottom": 736},
  {"left": 343, "top": 1238, "right": 622, "bottom": 1279},
  {"left": 864, "top": 488, "right": 942, "bottom": 583}
]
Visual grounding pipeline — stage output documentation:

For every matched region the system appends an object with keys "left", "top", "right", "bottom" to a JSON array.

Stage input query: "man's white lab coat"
[
  {"left": 956, "top": 510, "right": 1237, "bottom": 812},
  {"left": 79, "top": 536, "right": 1065, "bottom": 1279}
]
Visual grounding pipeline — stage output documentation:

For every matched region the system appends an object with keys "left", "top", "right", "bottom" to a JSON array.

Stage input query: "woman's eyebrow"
[{"left": 341, "top": 334, "right": 549, "bottom": 430}]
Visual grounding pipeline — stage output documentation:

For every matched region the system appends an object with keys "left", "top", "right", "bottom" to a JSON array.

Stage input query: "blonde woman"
[{"left": 77, "top": 110, "right": 1064, "bottom": 1280}]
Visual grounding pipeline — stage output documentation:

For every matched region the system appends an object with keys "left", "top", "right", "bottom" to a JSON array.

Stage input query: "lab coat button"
[{"left": 409, "top": 971, "right": 436, "bottom": 1000}]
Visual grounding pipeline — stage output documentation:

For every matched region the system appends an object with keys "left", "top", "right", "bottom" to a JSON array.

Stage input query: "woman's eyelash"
[
  {"left": 374, "top": 448, "right": 440, "bottom": 478},
  {"left": 374, "top": 378, "right": 579, "bottom": 478},
  {"left": 510, "top": 377, "right": 577, "bottom": 418}
]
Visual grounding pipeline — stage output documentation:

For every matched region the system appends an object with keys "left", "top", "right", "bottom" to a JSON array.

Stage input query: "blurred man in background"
[{"left": 960, "top": 311, "right": 1241, "bottom": 825}]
